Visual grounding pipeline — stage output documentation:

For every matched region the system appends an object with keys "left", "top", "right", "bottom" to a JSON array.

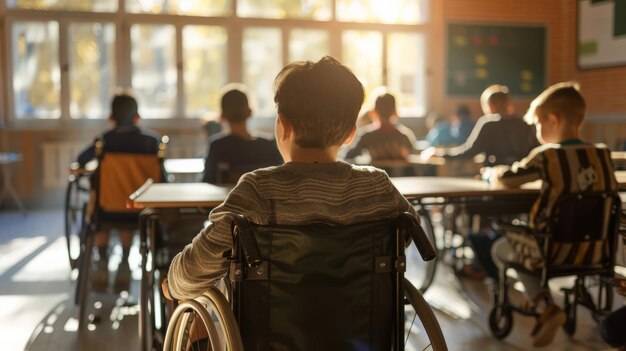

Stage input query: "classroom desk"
[
  {"left": 390, "top": 176, "right": 540, "bottom": 221},
  {"left": 0, "top": 152, "right": 25, "bottom": 211},
  {"left": 129, "top": 181, "right": 229, "bottom": 351},
  {"left": 352, "top": 154, "right": 483, "bottom": 177}
]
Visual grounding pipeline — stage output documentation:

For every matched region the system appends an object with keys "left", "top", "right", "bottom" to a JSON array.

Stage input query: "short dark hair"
[
  {"left": 480, "top": 84, "right": 509, "bottom": 115},
  {"left": 111, "top": 94, "right": 138, "bottom": 126},
  {"left": 221, "top": 89, "right": 250, "bottom": 123},
  {"left": 374, "top": 93, "right": 396, "bottom": 120},
  {"left": 528, "top": 82, "right": 585, "bottom": 126},
  {"left": 274, "top": 56, "right": 364, "bottom": 148}
]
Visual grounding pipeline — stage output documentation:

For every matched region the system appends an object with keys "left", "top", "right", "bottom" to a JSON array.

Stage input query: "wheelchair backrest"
[
  {"left": 228, "top": 213, "right": 424, "bottom": 351},
  {"left": 97, "top": 152, "right": 164, "bottom": 213},
  {"left": 546, "top": 191, "right": 621, "bottom": 268}
]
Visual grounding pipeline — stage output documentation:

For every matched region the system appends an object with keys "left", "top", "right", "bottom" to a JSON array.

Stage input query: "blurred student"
[
  {"left": 425, "top": 111, "right": 454, "bottom": 147},
  {"left": 344, "top": 92, "right": 418, "bottom": 161},
  {"left": 422, "top": 84, "right": 539, "bottom": 166},
  {"left": 490, "top": 82, "right": 618, "bottom": 347},
  {"left": 449, "top": 105, "right": 474, "bottom": 145},
  {"left": 76, "top": 93, "right": 162, "bottom": 292},
  {"left": 163, "top": 56, "right": 418, "bottom": 301},
  {"left": 426, "top": 105, "right": 474, "bottom": 147},
  {"left": 202, "top": 86, "right": 283, "bottom": 184}
]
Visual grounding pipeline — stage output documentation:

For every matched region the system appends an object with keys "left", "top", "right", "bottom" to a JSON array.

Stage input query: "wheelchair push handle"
[
  {"left": 229, "top": 214, "right": 263, "bottom": 268},
  {"left": 399, "top": 212, "right": 436, "bottom": 262}
]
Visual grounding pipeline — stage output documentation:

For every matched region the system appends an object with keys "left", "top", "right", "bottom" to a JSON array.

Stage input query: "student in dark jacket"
[{"left": 202, "top": 86, "right": 283, "bottom": 184}]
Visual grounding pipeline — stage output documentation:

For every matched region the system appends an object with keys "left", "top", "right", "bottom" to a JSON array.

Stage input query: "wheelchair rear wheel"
[
  {"left": 488, "top": 305, "right": 513, "bottom": 339},
  {"left": 65, "top": 175, "right": 89, "bottom": 270},
  {"left": 404, "top": 278, "right": 448, "bottom": 350},
  {"left": 163, "top": 288, "right": 243, "bottom": 351}
]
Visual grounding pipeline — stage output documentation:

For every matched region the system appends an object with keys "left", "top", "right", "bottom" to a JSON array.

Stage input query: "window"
[
  {"left": 238, "top": 0, "right": 331, "bottom": 20},
  {"left": 131, "top": 24, "right": 177, "bottom": 119},
  {"left": 289, "top": 29, "right": 330, "bottom": 62},
  {"left": 126, "top": 0, "right": 231, "bottom": 16},
  {"left": 3, "top": 0, "right": 430, "bottom": 121},
  {"left": 242, "top": 27, "right": 282, "bottom": 118},
  {"left": 68, "top": 23, "right": 116, "bottom": 119},
  {"left": 342, "top": 30, "right": 383, "bottom": 100},
  {"left": 12, "top": 21, "right": 60, "bottom": 119},
  {"left": 8, "top": 0, "right": 117, "bottom": 12},
  {"left": 183, "top": 26, "right": 228, "bottom": 118},
  {"left": 336, "top": 0, "right": 428, "bottom": 24},
  {"left": 387, "top": 32, "right": 426, "bottom": 117}
]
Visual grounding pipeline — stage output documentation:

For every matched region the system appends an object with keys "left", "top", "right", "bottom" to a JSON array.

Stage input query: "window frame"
[{"left": 0, "top": 0, "right": 430, "bottom": 127}]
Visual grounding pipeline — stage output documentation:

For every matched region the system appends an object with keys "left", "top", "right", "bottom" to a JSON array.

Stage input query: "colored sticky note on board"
[
  {"left": 579, "top": 41, "right": 598, "bottom": 55},
  {"left": 615, "top": 0, "right": 626, "bottom": 37}
]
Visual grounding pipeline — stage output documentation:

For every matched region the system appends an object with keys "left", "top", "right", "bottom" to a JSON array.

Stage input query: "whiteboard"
[{"left": 578, "top": 0, "right": 626, "bottom": 69}]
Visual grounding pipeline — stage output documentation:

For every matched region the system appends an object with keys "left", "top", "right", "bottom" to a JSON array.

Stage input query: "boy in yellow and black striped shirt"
[{"left": 490, "top": 82, "right": 618, "bottom": 347}]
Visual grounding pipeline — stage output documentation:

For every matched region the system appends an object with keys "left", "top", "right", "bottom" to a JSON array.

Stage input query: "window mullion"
[
  {"left": 117, "top": 20, "right": 131, "bottom": 89},
  {"left": 175, "top": 24, "right": 184, "bottom": 119},
  {"left": 282, "top": 27, "right": 289, "bottom": 66},
  {"left": 228, "top": 20, "right": 242, "bottom": 83},
  {"left": 382, "top": 31, "right": 388, "bottom": 87},
  {"left": 59, "top": 20, "right": 70, "bottom": 120}
]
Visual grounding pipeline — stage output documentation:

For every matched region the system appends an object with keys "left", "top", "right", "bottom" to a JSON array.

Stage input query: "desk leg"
[{"left": 139, "top": 208, "right": 158, "bottom": 351}]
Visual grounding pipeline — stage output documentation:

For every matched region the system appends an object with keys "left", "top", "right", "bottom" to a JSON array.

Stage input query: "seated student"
[
  {"left": 421, "top": 84, "right": 539, "bottom": 166},
  {"left": 202, "top": 86, "right": 282, "bottom": 184},
  {"left": 76, "top": 92, "right": 162, "bottom": 292},
  {"left": 425, "top": 111, "right": 454, "bottom": 147},
  {"left": 449, "top": 104, "right": 474, "bottom": 145},
  {"left": 489, "top": 82, "right": 619, "bottom": 347},
  {"left": 344, "top": 92, "right": 418, "bottom": 161},
  {"left": 163, "top": 56, "right": 418, "bottom": 301},
  {"left": 425, "top": 105, "right": 474, "bottom": 147}
]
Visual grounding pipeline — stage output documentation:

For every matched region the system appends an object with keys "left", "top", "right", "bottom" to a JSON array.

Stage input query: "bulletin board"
[
  {"left": 446, "top": 23, "right": 547, "bottom": 97},
  {"left": 578, "top": 0, "right": 626, "bottom": 69}
]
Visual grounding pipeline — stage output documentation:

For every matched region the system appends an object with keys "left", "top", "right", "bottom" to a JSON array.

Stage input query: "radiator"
[
  {"left": 41, "top": 140, "right": 205, "bottom": 188},
  {"left": 42, "top": 141, "right": 85, "bottom": 188}
]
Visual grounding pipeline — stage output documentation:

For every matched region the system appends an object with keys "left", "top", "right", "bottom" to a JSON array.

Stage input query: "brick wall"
[{"left": 431, "top": 0, "right": 626, "bottom": 146}]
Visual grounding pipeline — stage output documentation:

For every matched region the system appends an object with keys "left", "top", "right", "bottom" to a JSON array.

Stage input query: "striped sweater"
[
  {"left": 167, "top": 161, "right": 417, "bottom": 300},
  {"left": 498, "top": 141, "right": 618, "bottom": 230}
]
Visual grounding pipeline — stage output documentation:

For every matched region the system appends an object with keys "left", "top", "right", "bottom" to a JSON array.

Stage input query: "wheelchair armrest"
[
  {"left": 399, "top": 212, "right": 436, "bottom": 262},
  {"left": 229, "top": 213, "right": 263, "bottom": 268}
]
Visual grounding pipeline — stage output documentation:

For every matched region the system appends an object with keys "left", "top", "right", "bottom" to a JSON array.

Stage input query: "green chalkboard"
[{"left": 447, "top": 23, "right": 546, "bottom": 96}]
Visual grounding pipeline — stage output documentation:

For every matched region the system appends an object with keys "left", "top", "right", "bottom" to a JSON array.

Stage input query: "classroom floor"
[{"left": 0, "top": 209, "right": 622, "bottom": 351}]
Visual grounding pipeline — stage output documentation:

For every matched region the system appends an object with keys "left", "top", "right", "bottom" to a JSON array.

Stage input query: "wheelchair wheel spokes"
[
  {"left": 403, "top": 278, "right": 448, "bottom": 351},
  {"left": 406, "top": 211, "right": 438, "bottom": 294}
]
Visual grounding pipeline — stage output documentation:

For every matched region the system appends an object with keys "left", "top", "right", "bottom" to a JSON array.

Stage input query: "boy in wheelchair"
[
  {"left": 77, "top": 92, "right": 163, "bottom": 292},
  {"left": 488, "top": 82, "right": 619, "bottom": 347},
  {"left": 163, "top": 56, "right": 418, "bottom": 300}
]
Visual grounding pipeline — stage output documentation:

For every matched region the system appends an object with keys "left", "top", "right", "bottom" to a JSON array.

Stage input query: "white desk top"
[{"left": 129, "top": 182, "right": 229, "bottom": 208}]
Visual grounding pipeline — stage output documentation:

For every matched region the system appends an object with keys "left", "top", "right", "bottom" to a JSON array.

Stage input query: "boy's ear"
[
  {"left": 133, "top": 114, "right": 141, "bottom": 124},
  {"left": 277, "top": 113, "right": 292, "bottom": 141},
  {"left": 343, "top": 125, "right": 357, "bottom": 146},
  {"left": 547, "top": 113, "right": 560, "bottom": 127}
]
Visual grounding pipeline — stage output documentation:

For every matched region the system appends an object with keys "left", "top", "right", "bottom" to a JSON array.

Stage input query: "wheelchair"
[
  {"left": 163, "top": 212, "right": 448, "bottom": 351},
  {"left": 74, "top": 137, "right": 167, "bottom": 330},
  {"left": 489, "top": 191, "right": 622, "bottom": 339}
]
